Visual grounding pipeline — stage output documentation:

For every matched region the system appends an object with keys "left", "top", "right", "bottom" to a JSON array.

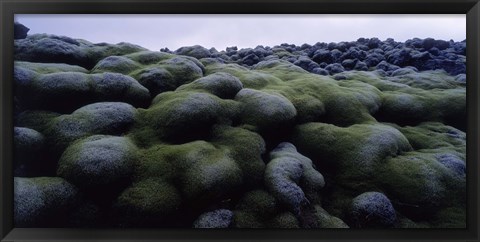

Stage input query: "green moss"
[
  {"left": 292, "top": 122, "right": 412, "bottom": 184},
  {"left": 57, "top": 135, "right": 138, "bottom": 188},
  {"left": 393, "top": 122, "right": 465, "bottom": 153},
  {"left": 91, "top": 55, "right": 142, "bottom": 74},
  {"left": 267, "top": 212, "right": 300, "bottom": 228},
  {"left": 114, "top": 178, "right": 181, "bottom": 217},
  {"left": 123, "top": 51, "right": 173, "bottom": 65},
  {"left": 235, "top": 88, "right": 297, "bottom": 130},
  {"left": 311, "top": 205, "right": 349, "bottom": 228},
  {"left": 15, "top": 61, "right": 88, "bottom": 74},
  {"left": 139, "top": 91, "right": 239, "bottom": 141},
  {"left": 177, "top": 72, "right": 243, "bottom": 99},
  {"left": 377, "top": 150, "right": 464, "bottom": 218},
  {"left": 15, "top": 110, "right": 61, "bottom": 132}
]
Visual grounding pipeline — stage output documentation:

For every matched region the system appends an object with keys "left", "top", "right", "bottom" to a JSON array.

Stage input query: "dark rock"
[
  {"left": 193, "top": 209, "right": 233, "bottom": 228},
  {"left": 350, "top": 192, "right": 396, "bottom": 228},
  {"left": 325, "top": 63, "right": 345, "bottom": 75},
  {"left": 14, "top": 22, "right": 29, "bottom": 39}
]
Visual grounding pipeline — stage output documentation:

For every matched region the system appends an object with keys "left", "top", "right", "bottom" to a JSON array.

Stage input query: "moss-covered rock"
[
  {"left": 92, "top": 56, "right": 141, "bottom": 74},
  {"left": 113, "top": 178, "right": 182, "bottom": 226},
  {"left": 309, "top": 205, "right": 349, "bottom": 228},
  {"left": 292, "top": 122, "right": 412, "bottom": 183},
  {"left": 235, "top": 88, "right": 297, "bottom": 131},
  {"left": 377, "top": 150, "right": 465, "bottom": 220},
  {"left": 46, "top": 102, "right": 137, "bottom": 154},
  {"left": 350, "top": 191, "right": 397, "bottom": 228},
  {"left": 15, "top": 70, "right": 150, "bottom": 113},
  {"left": 175, "top": 45, "right": 212, "bottom": 59},
  {"left": 193, "top": 209, "right": 233, "bottom": 228},
  {"left": 177, "top": 72, "right": 243, "bottom": 99},
  {"left": 14, "top": 177, "right": 79, "bottom": 227},
  {"left": 138, "top": 92, "right": 238, "bottom": 142},
  {"left": 14, "top": 127, "right": 45, "bottom": 165},
  {"left": 265, "top": 142, "right": 325, "bottom": 214},
  {"left": 57, "top": 135, "right": 137, "bottom": 188}
]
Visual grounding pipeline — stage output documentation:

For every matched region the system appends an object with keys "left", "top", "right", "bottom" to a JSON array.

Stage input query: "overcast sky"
[{"left": 15, "top": 14, "right": 466, "bottom": 51}]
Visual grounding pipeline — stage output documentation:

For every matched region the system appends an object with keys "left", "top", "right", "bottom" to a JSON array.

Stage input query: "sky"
[{"left": 15, "top": 14, "right": 466, "bottom": 51}]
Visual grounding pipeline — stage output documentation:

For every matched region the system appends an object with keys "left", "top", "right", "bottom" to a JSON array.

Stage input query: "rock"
[
  {"left": 310, "top": 205, "right": 349, "bottom": 228},
  {"left": 350, "top": 192, "right": 397, "bottom": 228},
  {"left": 14, "top": 127, "right": 45, "bottom": 165},
  {"left": 235, "top": 88, "right": 297, "bottom": 131},
  {"left": 177, "top": 72, "right": 243, "bottom": 99},
  {"left": 15, "top": 71, "right": 150, "bottom": 113},
  {"left": 175, "top": 45, "right": 212, "bottom": 59},
  {"left": 14, "top": 177, "right": 78, "bottom": 227},
  {"left": 91, "top": 56, "right": 141, "bottom": 74},
  {"left": 113, "top": 178, "right": 182, "bottom": 226},
  {"left": 193, "top": 209, "right": 233, "bottom": 228},
  {"left": 435, "top": 153, "right": 466, "bottom": 176},
  {"left": 143, "top": 92, "right": 236, "bottom": 141},
  {"left": 325, "top": 63, "right": 345, "bottom": 75},
  {"left": 134, "top": 66, "right": 175, "bottom": 97},
  {"left": 265, "top": 142, "right": 325, "bottom": 214},
  {"left": 46, "top": 102, "right": 137, "bottom": 153},
  {"left": 159, "top": 56, "right": 205, "bottom": 85},
  {"left": 14, "top": 22, "right": 29, "bottom": 39},
  {"left": 57, "top": 135, "right": 137, "bottom": 188}
]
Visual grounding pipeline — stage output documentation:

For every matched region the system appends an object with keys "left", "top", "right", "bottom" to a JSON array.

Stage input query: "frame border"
[{"left": 1, "top": 0, "right": 479, "bottom": 241}]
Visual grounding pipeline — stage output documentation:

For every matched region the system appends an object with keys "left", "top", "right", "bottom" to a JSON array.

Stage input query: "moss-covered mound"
[{"left": 13, "top": 31, "right": 466, "bottom": 228}]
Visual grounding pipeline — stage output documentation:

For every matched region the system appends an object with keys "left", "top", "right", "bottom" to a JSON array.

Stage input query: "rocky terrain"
[{"left": 13, "top": 22, "right": 466, "bottom": 228}]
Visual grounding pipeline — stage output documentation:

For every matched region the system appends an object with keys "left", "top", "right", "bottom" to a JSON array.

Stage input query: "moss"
[
  {"left": 158, "top": 56, "right": 204, "bottom": 85},
  {"left": 91, "top": 56, "right": 142, "bottom": 74},
  {"left": 123, "top": 51, "right": 173, "bottom": 65},
  {"left": 15, "top": 61, "right": 88, "bottom": 74},
  {"left": 430, "top": 207, "right": 466, "bottom": 228},
  {"left": 292, "top": 122, "right": 412, "bottom": 185},
  {"left": 267, "top": 212, "right": 300, "bottom": 228},
  {"left": 311, "top": 205, "right": 349, "bottom": 228},
  {"left": 115, "top": 178, "right": 181, "bottom": 217},
  {"left": 376, "top": 150, "right": 465, "bottom": 219},
  {"left": 57, "top": 135, "right": 138, "bottom": 188},
  {"left": 393, "top": 122, "right": 465, "bottom": 153},
  {"left": 14, "top": 176, "right": 78, "bottom": 227},
  {"left": 177, "top": 72, "right": 244, "bottom": 99},
  {"left": 210, "top": 125, "right": 266, "bottom": 187},
  {"left": 265, "top": 142, "right": 325, "bottom": 213},
  {"left": 204, "top": 62, "right": 283, "bottom": 89},
  {"left": 139, "top": 92, "right": 238, "bottom": 142},
  {"left": 45, "top": 102, "right": 137, "bottom": 154},
  {"left": 15, "top": 110, "right": 61, "bottom": 132},
  {"left": 235, "top": 88, "right": 297, "bottom": 131},
  {"left": 235, "top": 190, "right": 278, "bottom": 217}
]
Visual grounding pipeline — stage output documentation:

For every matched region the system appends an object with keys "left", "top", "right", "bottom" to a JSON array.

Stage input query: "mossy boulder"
[
  {"left": 14, "top": 177, "right": 79, "bottom": 227},
  {"left": 14, "top": 127, "right": 45, "bottom": 165},
  {"left": 235, "top": 88, "right": 297, "bottom": 131},
  {"left": 91, "top": 56, "right": 141, "bottom": 74},
  {"left": 292, "top": 122, "right": 412, "bottom": 184},
  {"left": 377, "top": 150, "right": 465, "bottom": 219},
  {"left": 113, "top": 178, "right": 182, "bottom": 226},
  {"left": 177, "top": 72, "right": 243, "bottom": 99},
  {"left": 175, "top": 45, "right": 212, "bottom": 59},
  {"left": 193, "top": 209, "right": 233, "bottom": 228},
  {"left": 139, "top": 92, "right": 238, "bottom": 142},
  {"left": 265, "top": 142, "right": 325, "bottom": 214},
  {"left": 15, "top": 70, "right": 150, "bottom": 113},
  {"left": 15, "top": 34, "right": 146, "bottom": 69},
  {"left": 46, "top": 102, "right": 137, "bottom": 154},
  {"left": 15, "top": 61, "right": 88, "bottom": 74},
  {"left": 309, "top": 205, "right": 349, "bottom": 228},
  {"left": 57, "top": 135, "right": 138, "bottom": 189},
  {"left": 350, "top": 192, "right": 397, "bottom": 228}
]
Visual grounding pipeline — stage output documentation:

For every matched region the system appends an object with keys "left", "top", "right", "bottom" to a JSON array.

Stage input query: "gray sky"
[{"left": 15, "top": 14, "right": 466, "bottom": 51}]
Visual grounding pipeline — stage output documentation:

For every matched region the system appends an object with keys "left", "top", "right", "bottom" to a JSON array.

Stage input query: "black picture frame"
[{"left": 1, "top": 0, "right": 479, "bottom": 241}]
